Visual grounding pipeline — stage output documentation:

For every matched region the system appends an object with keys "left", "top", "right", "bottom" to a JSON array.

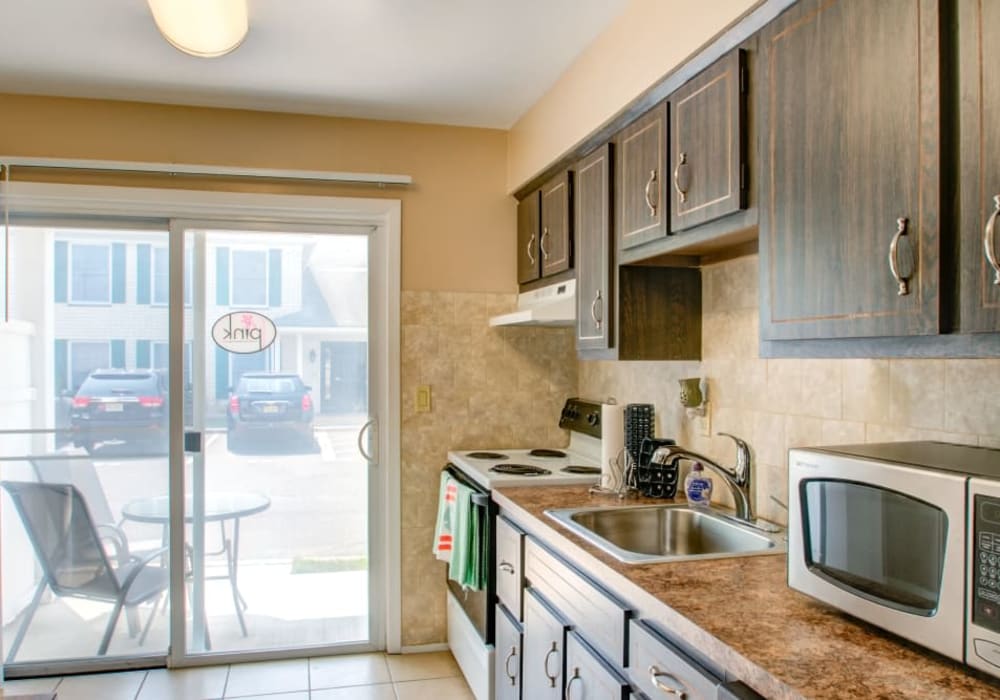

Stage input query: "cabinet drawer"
[
  {"left": 495, "top": 603, "right": 523, "bottom": 700},
  {"left": 565, "top": 630, "right": 632, "bottom": 700},
  {"left": 524, "top": 538, "right": 631, "bottom": 666},
  {"left": 496, "top": 516, "right": 524, "bottom": 619},
  {"left": 628, "top": 620, "right": 720, "bottom": 700}
]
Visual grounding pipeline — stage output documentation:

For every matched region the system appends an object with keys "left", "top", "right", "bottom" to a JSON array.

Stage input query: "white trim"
[{"left": 0, "top": 156, "right": 412, "bottom": 186}]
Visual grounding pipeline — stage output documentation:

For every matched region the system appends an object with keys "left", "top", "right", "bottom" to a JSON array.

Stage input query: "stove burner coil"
[
  {"left": 529, "top": 448, "right": 567, "bottom": 458},
  {"left": 489, "top": 464, "right": 552, "bottom": 476},
  {"left": 561, "top": 465, "right": 601, "bottom": 474},
  {"left": 465, "top": 451, "right": 509, "bottom": 460}
]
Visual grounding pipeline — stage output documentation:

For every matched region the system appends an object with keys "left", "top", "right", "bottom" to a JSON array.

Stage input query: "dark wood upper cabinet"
[
  {"left": 517, "top": 191, "right": 541, "bottom": 285},
  {"left": 615, "top": 102, "right": 669, "bottom": 252},
  {"left": 575, "top": 144, "right": 614, "bottom": 355},
  {"left": 759, "top": 0, "right": 941, "bottom": 341},
  {"left": 540, "top": 171, "right": 573, "bottom": 278},
  {"left": 670, "top": 50, "right": 747, "bottom": 232},
  {"left": 959, "top": 0, "right": 1000, "bottom": 332}
]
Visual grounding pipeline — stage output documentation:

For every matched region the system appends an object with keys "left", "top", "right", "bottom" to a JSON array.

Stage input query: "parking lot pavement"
[{"left": 94, "top": 425, "right": 370, "bottom": 561}]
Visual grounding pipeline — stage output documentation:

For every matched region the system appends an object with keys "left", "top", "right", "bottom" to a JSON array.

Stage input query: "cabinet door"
[
  {"left": 495, "top": 604, "right": 523, "bottom": 700},
  {"left": 669, "top": 50, "right": 747, "bottom": 232},
  {"left": 541, "top": 172, "right": 573, "bottom": 277},
  {"left": 959, "top": 0, "right": 1000, "bottom": 332},
  {"left": 496, "top": 516, "right": 525, "bottom": 619},
  {"left": 616, "top": 102, "right": 669, "bottom": 251},
  {"left": 522, "top": 587, "right": 568, "bottom": 700},
  {"left": 759, "top": 0, "right": 941, "bottom": 340},
  {"left": 575, "top": 144, "right": 614, "bottom": 353},
  {"left": 564, "top": 631, "right": 631, "bottom": 700},
  {"left": 517, "top": 191, "right": 541, "bottom": 285}
]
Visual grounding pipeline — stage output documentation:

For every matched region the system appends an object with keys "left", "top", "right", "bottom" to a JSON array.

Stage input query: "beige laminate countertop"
[{"left": 493, "top": 485, "right": 1000, "bottom": 700}]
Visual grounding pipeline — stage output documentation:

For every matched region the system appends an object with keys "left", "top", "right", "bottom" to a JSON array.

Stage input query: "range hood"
[{"left": 489, "top": 279, "right": 576, "bottom": 327}]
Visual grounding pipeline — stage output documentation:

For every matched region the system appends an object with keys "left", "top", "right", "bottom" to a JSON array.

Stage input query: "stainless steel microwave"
[{"left": 788, "top": 441, "right": 1000, "bottom": 678}]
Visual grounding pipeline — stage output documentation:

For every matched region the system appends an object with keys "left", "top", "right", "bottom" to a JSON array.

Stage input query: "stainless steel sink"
[{"left": 545, "top": 504, "right": 786, "bottom": 564}]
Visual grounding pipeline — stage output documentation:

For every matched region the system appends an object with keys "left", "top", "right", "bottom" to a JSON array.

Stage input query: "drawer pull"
[
  {"left": 649, "top": 665, "right": 687, "bottom": 698},
  {"left": 644, "top": 169, "right": 658, "bottom": 217},
  {"left": 504, "top": 646, "right": 518, "bottom": 686},
  {"left": 985, "top": 194, "right": 1000, "bottom": 286},
  {"left": 564, "top": 667, "right": 581, "bottom": 700},
  {"left": 888, "top": 216, "right": 915, "bottom": 296},
  {"left": 499, "top": 561, "right": 515, "bottom": 575},
  {"left": 543, "top": 642, "right": 560, "bottom": 688},
  {"left": 526, "top": 233, "right": 536, "bottom": 266}
]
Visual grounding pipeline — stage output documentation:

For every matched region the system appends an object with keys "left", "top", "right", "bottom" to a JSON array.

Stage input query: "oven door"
[
  {"left": 788, "top": 448, "right": 967, "bottom": 662},
  {"left": 443, "top": 465, "right": 497, "bottom": 644}
]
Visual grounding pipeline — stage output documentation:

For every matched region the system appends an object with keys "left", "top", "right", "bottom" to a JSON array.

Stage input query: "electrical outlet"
[{"left": 415, "top": 385, "right": 432, "bottom": 413}]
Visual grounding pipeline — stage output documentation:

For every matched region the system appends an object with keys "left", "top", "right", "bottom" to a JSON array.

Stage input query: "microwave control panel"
[{"left": 973, "top": 495, "right": 1000, "bottom": 634}]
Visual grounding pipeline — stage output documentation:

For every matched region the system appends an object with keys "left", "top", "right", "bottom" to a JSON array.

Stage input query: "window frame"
[
  {"left": 152, "top": 245, "right": 192, "bottom": 307},
  {"left": 67, "top": 241, "right": 112, "bottom": 305}
]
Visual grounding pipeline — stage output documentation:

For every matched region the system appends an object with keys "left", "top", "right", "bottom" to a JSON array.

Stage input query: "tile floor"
[{"left": 1, "top": 651, "right": 473, "bottom": 700}]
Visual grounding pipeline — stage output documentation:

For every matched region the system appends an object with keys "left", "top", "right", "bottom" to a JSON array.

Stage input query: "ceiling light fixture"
[{"left": 147, "top": 0, "right": 248, "bottom": 58}]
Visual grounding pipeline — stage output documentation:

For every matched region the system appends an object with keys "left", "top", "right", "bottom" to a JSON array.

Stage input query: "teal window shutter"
[
  {"left": 136, "top": 339, "right": 151, "bottom": 368},
  {"left": 111, "top": 340, "right": 126, "bottom": 368},
  {"left": 111, "top": 244, "right": 126, "bottom": 303},
  {"left": 216, "top": 247, "right": 230, "bottom": 306},
  {"left": 54, "top": 241, "right": 68, "bottom": 303},
  {"left": 136, "top": 245, "right": 151, "bottom": 304},
  {"left": 215, "top": 346, "right": 230, "bottom": 398},
  {"left": 268, "top": 249, "right": 282, "bottom": 307},
  {"left": 54, "top": 339, "right": 68, "bottom": 391}
]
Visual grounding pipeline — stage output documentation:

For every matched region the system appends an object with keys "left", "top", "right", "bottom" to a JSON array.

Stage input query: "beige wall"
[
  {"left": 580, "top": 255, "right": 1000, "bottom": 526},
  {"left": 506, "top": 0, "right": 758, "bottom": 191},
  {"left": 0, "top": 93, "right": 516, "bottom": 293}
]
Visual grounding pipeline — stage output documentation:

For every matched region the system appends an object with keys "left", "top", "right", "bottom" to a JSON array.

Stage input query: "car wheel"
[
  {"left": 226, "top": 429, "right": 240, "bottom": 453},
  {"left": 81, "top": 440, "right": 95, "bottom": 455}
]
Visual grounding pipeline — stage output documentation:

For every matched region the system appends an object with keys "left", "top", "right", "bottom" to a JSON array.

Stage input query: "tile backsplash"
[
  {"left": 399, "top": 290, "right": 576, "bottom": 646},
  {"left": 579, "top": 254, "right": 1000, "bottom": 525}
]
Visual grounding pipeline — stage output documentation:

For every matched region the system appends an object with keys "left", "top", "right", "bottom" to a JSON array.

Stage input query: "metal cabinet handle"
[
  {"left": 673, "top": 152, "right": 689, "bottom": 203},
  {"left": 564, "top": 667, "right": 581, "bottom": 700},
  {"left": 498, "top": 561, "right": 515, "bottom": 575},
  {"left": 985, "top": 195, "right": 1000, "bottom": 286},
  {"left": 888, "top": 217, "right": 915, "bottom": 296},
  {"left": 643, "top": 169, "right": 658, "bottom": 217},
  {"left": 357, "top": 418, "right": 377, "bottom": 465},
  {"left": 649, "top": 665, "right": 687, "bottom": 698},
  {"left": 540, "top": 227, "right": 550, "bottom": 261},
  {"left": 526, "top": 233, "right": 536, "bottom": 265},
  {"left": 590, "top": 289, "right": 603, "bottom": 330},
  {"left": 543, "top": 642, "right": 560, "bottom": 688},
  {"left": 504, "top": 646, "right": 518, "bottom": 686}
]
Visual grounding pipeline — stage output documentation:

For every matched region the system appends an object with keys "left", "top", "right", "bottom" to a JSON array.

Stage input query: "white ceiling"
[{"left": 0, "top": 0, "right": 628, "bottom": 129}]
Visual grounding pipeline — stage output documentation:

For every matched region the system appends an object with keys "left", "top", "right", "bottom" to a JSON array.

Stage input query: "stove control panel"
[{"left": 558, "top": 398, "right": 603, "bottom": 439}]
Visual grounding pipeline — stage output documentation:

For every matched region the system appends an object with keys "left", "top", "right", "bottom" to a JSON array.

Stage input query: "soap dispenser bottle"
[{"left": 684, "top": 461, "right": 713, "bottom": 506}]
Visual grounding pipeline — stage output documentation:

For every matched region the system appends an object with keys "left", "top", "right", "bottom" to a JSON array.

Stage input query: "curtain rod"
[{"left": 0, "top": 157, "right": 412, "bottom": 187}]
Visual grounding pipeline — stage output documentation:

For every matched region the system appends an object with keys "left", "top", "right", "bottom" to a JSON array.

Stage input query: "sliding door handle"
[{"left": 358, "top": 418, "right": 377, "bottom": 465}]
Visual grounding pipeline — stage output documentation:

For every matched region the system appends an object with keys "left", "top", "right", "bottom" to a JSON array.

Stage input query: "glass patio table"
[{"left": 121, "top": 491, "right": 271, "bottom": 638}]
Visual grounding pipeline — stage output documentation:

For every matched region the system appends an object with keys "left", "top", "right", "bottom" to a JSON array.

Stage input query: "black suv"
[
  {"left": 70, "top": 370, "right": 168, "bottom": 454},
  {"left": 226, "top": 372, "right": 315, "bottom": 451}
]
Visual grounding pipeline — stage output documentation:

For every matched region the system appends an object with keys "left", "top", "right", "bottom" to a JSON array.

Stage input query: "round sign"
[{"left": 211, "top": 311, "right": 277, "bottom": 354}]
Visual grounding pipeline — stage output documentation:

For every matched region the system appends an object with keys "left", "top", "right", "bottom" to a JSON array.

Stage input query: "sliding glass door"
[{"left": 1, "top": 214, "right": 385, "bottom": 676}]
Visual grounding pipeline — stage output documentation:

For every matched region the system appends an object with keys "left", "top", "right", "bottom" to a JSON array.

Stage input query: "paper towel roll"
[{"left": 601, "top": 403, "right": 625, "bottom": 490}]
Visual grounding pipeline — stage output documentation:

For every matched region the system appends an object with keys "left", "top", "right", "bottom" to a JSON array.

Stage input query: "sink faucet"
[{"left": 650, "top": 432, "right": 760, "bottom": 525}]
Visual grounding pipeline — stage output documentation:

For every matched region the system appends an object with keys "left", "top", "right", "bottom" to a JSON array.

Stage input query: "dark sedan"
[
  {"left": 226, "top": 372, "right": 315, "bottom": 451},
  {"left": 70, "top": 370, "right": 168, "bottom": 454}
]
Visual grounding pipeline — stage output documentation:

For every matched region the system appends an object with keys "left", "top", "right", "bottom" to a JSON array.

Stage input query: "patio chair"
[{"left": 1, "top": 480, "right": 169, "bottom": 663}]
